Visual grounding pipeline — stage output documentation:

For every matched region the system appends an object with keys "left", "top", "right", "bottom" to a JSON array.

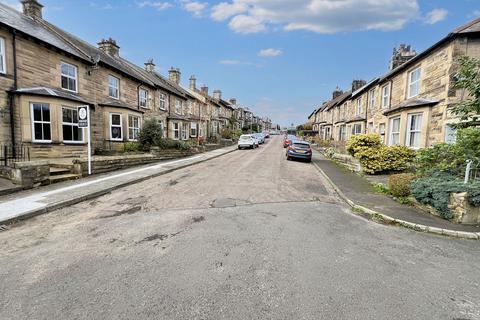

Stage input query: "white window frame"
[
  {"left": 182, "top": 123, "right": 189, "bottom": 140},
  {"left": 381, "top": 83, "right": 391, "bottom": 109},
  {"left": 352, "top": 124, "right": 362, "bottom": 135},
  {"left": 175, "top": 100, "right": 182, "bottom": 114},
  {"left": 159, "top": 93, "right": 166, "bottom": 110},
  {"left": 60, "top": 61, "right": 78, "bottom": 92},
  {"left": 389, "top": 117, "right": 401, "bottom": 146},
  {"left": 369, "top": 89, "right": 376, "bottom": 109},
  {"left": 173, "top": 122, "right": 180, "bottom": 140},
  {"left": 0, "top": 37, "right": 6, "bottom": 74},
  {"left": 108, "top": 75, "right": 120, "bottom": 99},
  {"left": 190, "top": 122, "right": 197, "bottom": 137},
  {"left": 139, "top": 88, "right": 148, "bottom": 108},
  {"left": 110, "top": 113, "right": 123, "bottom": 141},
  {"left": 128, "top": 115, "right": 141, "bottom": 141},
  {"left": 408, "top": 67, "right": 422, "bottom": 98},
  {"left": 31, "top": 103, "right": 52, "bottom": 143},
  {"left": 406, "top": 113, "right": 423, "bottom": 149},
  {"left": 356, "top": 97, "right": 362, "bottom": 115},
  {"left": 62, "top": 106, "right": 84, "bottom": 143},
  {"left": 339, "top": 125, "right": 346, "bottom": 141},
  {"left": 445, "top": 124, "right": 457, "bottom": 144}
]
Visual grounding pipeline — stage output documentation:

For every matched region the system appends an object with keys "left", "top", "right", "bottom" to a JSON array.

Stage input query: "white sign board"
[{"left": 78, "top": 106, "right": 88, "bottom": 128}]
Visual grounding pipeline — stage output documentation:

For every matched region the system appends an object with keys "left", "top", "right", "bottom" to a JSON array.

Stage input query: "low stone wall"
[
  {"left": 10, "top": 161, "right": 50, "bottom": 188},
  {"left": 449, "top": 192, "right": 480, "bottom": 225},
  {"left": 315, "top": 146, "right": 362, "bottom": 173}
]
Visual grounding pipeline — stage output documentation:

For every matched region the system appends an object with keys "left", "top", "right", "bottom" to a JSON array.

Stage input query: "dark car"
[
  {"left": 286, "top": 140, "right": 312, "bottom": 162},
  {"left": 283, "top": 134, "right": 296, "bottom": 148}
]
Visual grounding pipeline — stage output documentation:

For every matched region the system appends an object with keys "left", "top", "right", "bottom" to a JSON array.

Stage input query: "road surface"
[{"left": 1, "top": 136, "right": 479, "bottom": 319}]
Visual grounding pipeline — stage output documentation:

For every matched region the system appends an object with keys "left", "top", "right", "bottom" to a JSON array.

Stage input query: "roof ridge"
[{"left": 453, "top": 16, "right": 480, "bottom": 34}]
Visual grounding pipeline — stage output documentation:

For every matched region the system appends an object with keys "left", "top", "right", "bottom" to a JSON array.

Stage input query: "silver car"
[{"left": 238, "top": 134, "right": 259, "bottom": 149}]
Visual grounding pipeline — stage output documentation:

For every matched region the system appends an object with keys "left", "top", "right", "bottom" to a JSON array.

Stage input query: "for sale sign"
[{"left": 78, "top": 106, "right": 88, "bottom": 128}]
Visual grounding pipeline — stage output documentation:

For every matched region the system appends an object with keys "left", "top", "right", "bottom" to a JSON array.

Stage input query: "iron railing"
[{"left": 0, "top": 144, "right": 30, "bottom": 166}]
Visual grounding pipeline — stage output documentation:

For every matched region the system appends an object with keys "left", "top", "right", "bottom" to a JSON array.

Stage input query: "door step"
[
  {"left": 48, "top": 173, "right": 81, "bottom": 184},
  {"left": 49, "top": 167, "right": 71, "bottom": 175}
]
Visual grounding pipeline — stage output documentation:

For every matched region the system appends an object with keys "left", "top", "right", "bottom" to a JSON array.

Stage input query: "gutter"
[{"left": 8, "top": 28, "right": 17, "bottom": 157}]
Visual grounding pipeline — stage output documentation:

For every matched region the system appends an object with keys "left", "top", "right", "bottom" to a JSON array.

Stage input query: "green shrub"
[
  {"left": 411, "top": 173, "right": 480, "bottom": 219},
  {"left": 388, "top": 173, "right": 414, "bottom": 197},
  {"left": 373, "top": 183, "right": 390, "bottom": 195},
  {"left": 414, "top": 128, "right": 480, "bottom": 176},
  {"left": 123, "top": 142, "right": 140, "bottom": 153},
  {"left": 138, "top": 119, "right": 163, "bottom": 151},
  {"left": 220, "top": 128, "right": 233, "bottom": 139},
  {"left": 155, "top": 139, "right": 192, "bottom": 151},
  {"left": 353, "top": 144, "right": 415, "bottom": 174},
  {"left": 346, "top": 134, "right": 381, "bottom": 157}
]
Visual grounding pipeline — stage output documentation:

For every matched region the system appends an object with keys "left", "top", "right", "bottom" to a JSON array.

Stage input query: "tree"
[{"left": 452, "top": 56, "right": 480, "bottom": 128}]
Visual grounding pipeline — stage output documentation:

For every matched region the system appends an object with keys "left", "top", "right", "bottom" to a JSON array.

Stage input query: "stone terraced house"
[
  {"left": 0, "top": 0, "right": 268, "bottom": 161},
  {"left": 311, "top": 17, "right": 480, "bottom": 149}
]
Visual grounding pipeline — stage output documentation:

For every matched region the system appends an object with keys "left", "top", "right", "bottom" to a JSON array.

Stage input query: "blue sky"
[{"left": 4, "top": 0, "right": 480, "bottom": 126}]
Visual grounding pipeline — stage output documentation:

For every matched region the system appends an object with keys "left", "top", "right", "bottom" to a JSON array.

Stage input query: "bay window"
[
  {"left": 389, "top": 117, "right": 401, "bottom": 146},
  {"left": 110, "top": 113, "right": 123, "bottom": 141},
  {"left": 173, "top": 122, "right": 180, "bottom": 140},
  {"left": 190, "top": 122, "right": 197, "bottom": 137},
  {"left": 352, "top": 124, "right": 362, "bottom": 135},
  {"left": 128, "top": 115, "right": 140, "bottom": 141},
  {"left": 406, "top": 113, "right": 423, "bottom": 148},
  {"left": 31, "top": 103, "right": 51, "bottom": 142},
  {"left": 62, "top": 107, "right": 83, "bottom": 143},
  {"left": 182, "top": 123, "right": 189, "bottom": 140}
]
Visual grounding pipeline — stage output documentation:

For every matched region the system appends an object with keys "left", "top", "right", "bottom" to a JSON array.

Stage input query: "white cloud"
[
  {"left": 219, "top": 59, "right": 242, "bottom": 65},
  {"left": 424, "top": 8, "right": 448, "bottom": 25},
  {"left": 210, "top": 0, "right": 420, "bottom": 34},
  {"left": 137, "top": 1, "right": 172, "bottom": 11},
  {"left": 0, "top": 0, "right": 22, "bottom": 11},
  {"left": 181, "top": 1, "right": 208, "bottom": 17},
  {"left": 258, "top": 48, "right": 282, "bottom": 57},
  {"left": 218, "top": 59, "right": 262, "bottom": 67}
]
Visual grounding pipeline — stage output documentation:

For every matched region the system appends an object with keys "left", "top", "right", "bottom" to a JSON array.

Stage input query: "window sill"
[
  {"left": 61, "top": 88, "right": 78, "bottom": 94},
  {"left": 62, "top": 141, "right": 87, "bottom": 145}
]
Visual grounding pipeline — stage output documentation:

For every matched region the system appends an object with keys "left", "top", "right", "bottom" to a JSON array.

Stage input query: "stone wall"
[
  {"left": 449, "top": 192, "right": 480, "bottom": 225},
  {"left": 10, "top": 161, "right": 50, "bottom": 188}
]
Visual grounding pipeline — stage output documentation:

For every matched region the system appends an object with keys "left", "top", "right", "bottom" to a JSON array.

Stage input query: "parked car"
[
  {"left": 283, "top": 134, "right": 296, "bottom": 148},
  {"left": 264, "top": 132, "right": 270, "bottom": 139},
  {"left": 238, "top": 134, "right": 258, "bottom": 149},
  {"left": 255, "top": 133, "right": 265, "bottom": 144},
  {"left": 286, "top": 140, "right": 312, "bottom": 162}
]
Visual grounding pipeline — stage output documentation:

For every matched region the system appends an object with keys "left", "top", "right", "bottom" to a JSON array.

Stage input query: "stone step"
[
  {"left": 49, "top": 167, "right": 71, "bottom": 176},
  {"left": 48, "top": 173, "right": 80, "bottom": 184}
]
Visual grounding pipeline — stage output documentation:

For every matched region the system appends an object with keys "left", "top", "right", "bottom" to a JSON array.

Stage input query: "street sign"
[
  {"left": 77, "top": 105, "right": 92, "bottom": 175},
  {"left": 78, "top": 106, "right": 88, "bottom": 128}
]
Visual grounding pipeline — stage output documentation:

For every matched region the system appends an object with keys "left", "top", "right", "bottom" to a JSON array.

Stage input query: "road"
[{"left": 1, "top": 136, "right": 479, "bottom": 320}]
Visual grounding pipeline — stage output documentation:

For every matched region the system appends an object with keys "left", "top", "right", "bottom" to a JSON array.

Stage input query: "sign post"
[{"left": 78, "top": 106, "right": 91, "bottom": 175}]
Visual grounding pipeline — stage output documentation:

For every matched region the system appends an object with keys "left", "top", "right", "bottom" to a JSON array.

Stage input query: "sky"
[{"left": 2, "top": 0, "right": 480, "bottom": 126}]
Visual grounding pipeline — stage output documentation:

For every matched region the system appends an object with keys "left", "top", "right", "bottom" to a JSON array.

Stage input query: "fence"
[
  {"left": 464, "top": 159, "right": 480, "bottom": 184},
  {"left": 0, "top": 144, "right": 30, "bottom": 166}
]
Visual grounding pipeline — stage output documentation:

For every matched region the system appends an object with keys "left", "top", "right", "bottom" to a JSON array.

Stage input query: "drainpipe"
[{"left": 9, "top": 29, "right": 18, "bottom": 157}]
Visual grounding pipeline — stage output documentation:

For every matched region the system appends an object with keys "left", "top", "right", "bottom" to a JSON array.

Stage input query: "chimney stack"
[
  {"left": 144, "top": 59, "right": 155, "bottom": 73},
  {"left": 390, "top": 44, "right": 417, "bottom": 70},
  {"left": 351, "top": 80, "right": 367, "bottom": 92},
  {"left": 21, "top": 0, "right": 43, "bottom": 20},
  {"left": 189, "top": 75, "right": 197, "bottom": 90},
  {"left": 332, "top": 87, "right": 343, "bottom": 100},
  {"left": 213, "top": 90, "right": 222, "bottom": 100},
  {"left": 229, "top": 98, "right": 237, "bottom": 105},
  {"left": 98, "top": 38, "right": 120, "bottom": 57},
  {"left": 200, "top": 85, "right": 208, "bottom": 96},
  {"left": 168, "top": 67, "right": 181, "bottom": 85}
]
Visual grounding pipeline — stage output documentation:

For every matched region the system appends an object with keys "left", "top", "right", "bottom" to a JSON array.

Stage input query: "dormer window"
[
  {"left": 408, "top": 67, "right": 421, "bottom": 98},
  {"left": 61, "top": 62, "right": 77, "bottom": 92}
]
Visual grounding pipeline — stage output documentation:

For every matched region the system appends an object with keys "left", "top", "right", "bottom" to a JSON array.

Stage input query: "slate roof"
[
  {"left": 13, "top": 86, "right": 93, "bottom": 105},
  {"left": 351, "top": 78, "right": 380, "bottom": 99},
  {"left": 324, "top": 91, "right": 352, "bottom": 111},
  {"left": 383, "top": 98, "right": 438, "bottom": 116},
  {"left": 346, "top": 116, "right": 367, "bottom": 123},
  {"left": 0, "top": 3, "right": 184, "bottom": 96}
]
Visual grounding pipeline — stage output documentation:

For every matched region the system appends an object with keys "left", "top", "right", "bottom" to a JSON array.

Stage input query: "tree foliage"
[{"left": 452, "top": 56, "right": 480, "bottom": 128}]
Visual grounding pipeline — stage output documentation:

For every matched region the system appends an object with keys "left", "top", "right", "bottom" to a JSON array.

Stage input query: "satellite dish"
[{"left": 92, "top": 54, "right": 100, "bottom": 65}]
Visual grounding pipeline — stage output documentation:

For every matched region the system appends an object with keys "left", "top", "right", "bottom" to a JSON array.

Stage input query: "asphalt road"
[{"left": 1, "top": 136, "right": 479, "bottom": 320}]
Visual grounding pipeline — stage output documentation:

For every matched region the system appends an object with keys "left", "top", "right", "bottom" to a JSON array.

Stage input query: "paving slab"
[
  {"left": 312, "top": 152, "right": 480, "bottom": 233},
  {"left": 0, "top": 146, "right": 237, "bottom": 224}
]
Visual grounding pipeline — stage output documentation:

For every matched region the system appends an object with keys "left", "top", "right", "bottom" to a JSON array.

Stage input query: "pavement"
[
  {"left": 1, "top": 136, "right": 479, "bottom": 319},
  {"left": 0, "top": 177, "right": 22, "bottom": 196},
  {"left": 0, "top": 145, "right": 237, "bottom": 224},
  {"left": 312, "top": 152, "right": 480, "bottom": 236}
]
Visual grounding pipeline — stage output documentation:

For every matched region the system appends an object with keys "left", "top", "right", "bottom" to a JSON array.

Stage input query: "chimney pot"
[
  {"left": 21, "top": 0, "right": 43, "bottom": 20},
  {"left": 144, "top": 59, "right": 155, "bottom": 73},
  {"left": 169, "top": 67, "right": 181, "bottom": 85},
  {"left": 98, "top": 38, "right": 120, "bottom": 57}
]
